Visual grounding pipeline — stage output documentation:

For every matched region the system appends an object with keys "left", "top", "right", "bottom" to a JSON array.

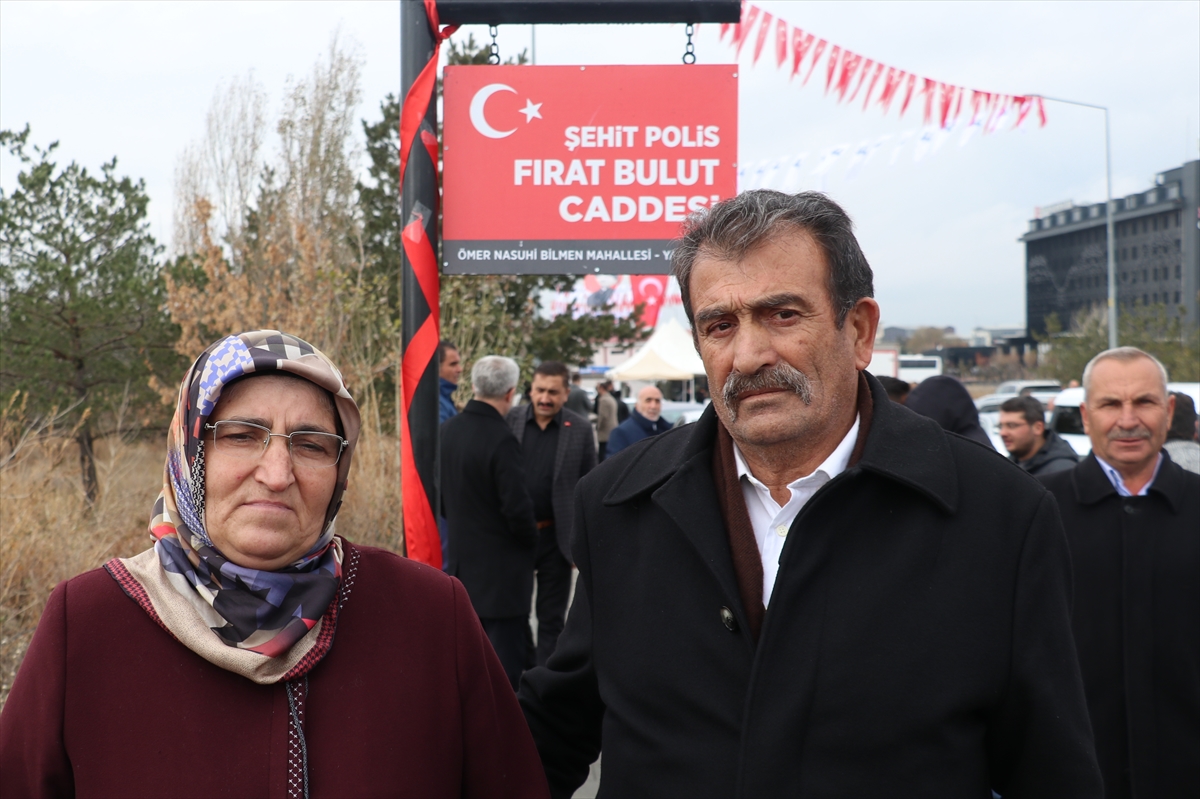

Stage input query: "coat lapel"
[
  {"left": 603, "top": 409, "right": 751, "bottom": 644},
  {"left": 509, "top": 404, "right": 530, "bottom": 443},
  {"left": 553, "top": 409, "right": 570, "bottom": 481}
]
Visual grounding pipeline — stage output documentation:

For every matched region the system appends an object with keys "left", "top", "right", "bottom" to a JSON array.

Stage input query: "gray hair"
[
  {"left": 671, "top": 190, "right": 874, "bottom": 328},
  {"left": 1082, "top": 346, "right": 1169, "bottom": 397},
  {"left": 471, "top": 355, "right": 520, "bottom": 400}
]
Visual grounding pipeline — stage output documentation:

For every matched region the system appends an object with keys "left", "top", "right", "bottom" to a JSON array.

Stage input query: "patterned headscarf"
[{"left": 149, "top": 330, "right": 361, "bottom": 656}]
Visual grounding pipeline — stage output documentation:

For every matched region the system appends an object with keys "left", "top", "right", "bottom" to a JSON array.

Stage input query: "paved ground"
[{"left": 530, "top": 570, "right": 602, "bottom": 797}]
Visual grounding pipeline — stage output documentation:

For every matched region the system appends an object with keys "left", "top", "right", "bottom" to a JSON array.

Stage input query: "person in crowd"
[
  {"left": 604, "top": 385, "right": 672, "bottom": 458},
  {"left": 441, "top": 356, "right": 540, "bottom": 690},
  {"left": 505, "top": 362, "right": 596, "bottom": 666},
  {"left": 1165, "top": 390, "right": 1200, "bottom": 474},
  {"left": 518, "top": 190, "right": 1100, "bottom": 797},
  {"left": 594, "top": 380, "right": 620, "bottom": 461},
  {"left": 998, "top": 395, "right": 1078, "bottom": 475},
  {"left": 564, "top": 372, "right": 591, "bottom": 416},
  {"left": 904, "top": 374, "right": 994, "bottom": 448},
  {"left": 438, "top": 339, "right": 463, "bottom": 424},
  {"left": 875, "top": 375, "right": 910, "bottom": 403},
  {"left": 0, "top": 331, "right": 548, "bottom": 798},
  {"left": 437, "top": 340, "right": 463, "bottom": 568},
  {"left": 1039, "top": 348, "right": 1199, "bottom": 799}
]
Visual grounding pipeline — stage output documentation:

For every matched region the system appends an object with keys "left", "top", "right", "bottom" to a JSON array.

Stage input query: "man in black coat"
[
  {"left": 506, "top": 361, "right": 597, "bottom": 665},
  {"left": 999, "top": 395, "right": 1079, "bottom": 476},
  {"left": 1040, "top": 347, "right": 1199, "bottom": 799},
  {"left": 441, "top": 355, "right": 538, "bottom": 689},
  {"left": 518, "top": 190, "right": 1101, "bottom": 797}
]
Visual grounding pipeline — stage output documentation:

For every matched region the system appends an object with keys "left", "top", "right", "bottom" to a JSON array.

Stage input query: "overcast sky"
[{"left": 2, "top": 0, "right": 1197, "bottom": 336}]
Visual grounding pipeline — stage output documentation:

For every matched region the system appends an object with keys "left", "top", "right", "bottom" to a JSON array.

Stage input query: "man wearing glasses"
[{"left": 998, "top": 395, "right": 1079, "bottom": 476}]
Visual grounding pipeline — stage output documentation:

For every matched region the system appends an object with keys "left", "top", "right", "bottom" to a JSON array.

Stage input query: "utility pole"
[{"left": 1035, "top": 95, "right": 1118, "bottom": 349}]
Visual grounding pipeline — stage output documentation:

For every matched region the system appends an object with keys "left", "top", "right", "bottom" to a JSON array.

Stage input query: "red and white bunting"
[{"left": 718, "top": 2, "right": 1047, "bottom": 132}]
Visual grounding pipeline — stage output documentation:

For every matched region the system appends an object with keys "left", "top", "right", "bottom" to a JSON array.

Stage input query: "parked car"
[
  {"left": 1046, "top": 388, "right": 1090, "bottom": 456},
  {"left": 995, "top": 379, "right": 1062, "bottom": 396},
  {"left": 972, "top": 394, "right": 1010, "bottom": 454},
  {"left": 661, "top": 400, "right": 707, "bottom": 425}
]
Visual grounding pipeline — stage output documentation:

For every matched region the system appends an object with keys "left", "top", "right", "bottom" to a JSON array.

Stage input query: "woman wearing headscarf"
[
  {"left": 0, "top": 330, "right": 549, "bottom": 799},
  {"left": 904, "top": 375, "right": 994, "bottom": 449}
]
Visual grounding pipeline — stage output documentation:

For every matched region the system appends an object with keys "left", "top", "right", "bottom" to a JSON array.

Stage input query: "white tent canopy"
[{"left": 608, "top": 318, "right": 706, "bottom": 381}]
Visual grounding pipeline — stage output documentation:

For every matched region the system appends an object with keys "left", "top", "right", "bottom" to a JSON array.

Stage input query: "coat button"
[
  {"left": 1124, "top": 504, "right": 1137, "bottom": 514},
  {"left": 720, "top": 606, "right": 737, "bottom": 632}
]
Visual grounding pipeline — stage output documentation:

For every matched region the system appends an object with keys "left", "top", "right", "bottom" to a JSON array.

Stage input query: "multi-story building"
[{"left": 1022, "top": 159, "right": 1199, "bottom": 337}]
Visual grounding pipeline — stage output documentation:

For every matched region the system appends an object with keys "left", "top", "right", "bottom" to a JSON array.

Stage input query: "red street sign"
[{"left": 442, "top": 64, "right": 738, "bottom": 274}]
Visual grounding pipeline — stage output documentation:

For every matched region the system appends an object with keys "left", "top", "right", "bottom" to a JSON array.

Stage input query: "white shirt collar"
[
  {"left": 733, "top": 414, "right": 860, "bottom": 491},
  {"left": 1094, "top": 452, "right": 1163, "bottom": 497}
]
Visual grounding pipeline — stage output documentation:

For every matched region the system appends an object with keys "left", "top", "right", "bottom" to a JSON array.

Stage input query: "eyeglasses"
[{"left": 204, "top": 421, "right": 347, "bottom": 468}]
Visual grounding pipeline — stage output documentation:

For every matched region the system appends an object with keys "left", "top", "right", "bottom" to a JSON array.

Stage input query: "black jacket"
[
  {"left": 1011, "top": 429, "right": 1079, "bottom": 476},
  {"left": 506, "top": 404, "right": 597, "bottom": 560},
  {"left": 1040, "top": 453, "right": 1200, "bottom": 799},
  {"left": 441, "top": 400, "right": 538, "bottom": 618},
  {"left": 905, "top": 374, "right": 993, "bottom": 448},
  {"left": 519, "top": 374, "right": 1101, "bottom": 798}
]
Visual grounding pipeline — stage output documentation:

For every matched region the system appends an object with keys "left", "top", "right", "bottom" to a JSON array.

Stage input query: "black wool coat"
[
  {"left": 441, "top": 400, "right": 538, "bottom": 619},
  {"left": 1040, "top": 453, "right": 1200, "bottom": 799},
  {"left": 519, "top": 375, "right": 1102, "bottom": 798},
  {"left": 506, "top": 404, "right": 597, "bottom": 560}
]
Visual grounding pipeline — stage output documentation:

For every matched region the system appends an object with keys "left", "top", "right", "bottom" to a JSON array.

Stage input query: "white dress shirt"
[
  {"left": 1095, "top": 452, "right": 1163, "bottom": 497},
  {"left": 733, "top": 415, "right": 860, "bottom": 606}
]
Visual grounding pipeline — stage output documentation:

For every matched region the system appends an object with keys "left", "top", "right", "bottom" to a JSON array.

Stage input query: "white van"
[{"left": 898, "top": 355, "right": 943, "bottom": 385}]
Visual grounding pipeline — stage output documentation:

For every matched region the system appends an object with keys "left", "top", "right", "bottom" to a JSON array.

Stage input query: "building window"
[
  {"left": 1177, "top": 265, "right": 1183, "bottom": 278},
  {"left": 1153, "top": 293, "right": 1159, "bottom": 303},
  {"left": 1176, "top": 292, "right": 1182, "bottom": 304},
  {"left": 1143, "top": 269, "right": 1148, "bottom": 282},
  {"left": 1143, "top": 294, "right": 1149, "bottom": 305}
]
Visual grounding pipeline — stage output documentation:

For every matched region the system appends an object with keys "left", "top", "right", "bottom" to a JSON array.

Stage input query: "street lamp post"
[{"left": 1034, "top": 95, "right": 1118, "bottom": 349}]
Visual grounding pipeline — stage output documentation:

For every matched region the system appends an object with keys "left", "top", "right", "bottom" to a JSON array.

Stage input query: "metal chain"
[
  {"left": 488, "top": 25, "right": 500, "bottom": 65},
  {"left": 682, "top": 23, "right": 696, "bottom": 64}
]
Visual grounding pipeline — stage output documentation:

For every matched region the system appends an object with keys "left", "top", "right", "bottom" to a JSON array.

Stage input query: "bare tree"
[{"left": 172, "top": 73, "right": 267, "bottom": 266}]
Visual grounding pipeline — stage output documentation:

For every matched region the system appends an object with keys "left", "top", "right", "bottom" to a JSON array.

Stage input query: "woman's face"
[{"left": 204, "top": 375, "right": 340, "bottom": 570}]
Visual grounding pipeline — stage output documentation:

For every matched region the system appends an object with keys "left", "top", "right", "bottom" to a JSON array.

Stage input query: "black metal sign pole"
[{"left": 400, "top": 2, "right": 440, "bottom": 559}]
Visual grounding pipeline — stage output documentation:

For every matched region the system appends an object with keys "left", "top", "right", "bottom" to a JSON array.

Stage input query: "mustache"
[
  {"left": 1108, "top": 425, "right": 1151, "bottom": 441},
  {"left": 721, "top": 363, "right": 813, "bottom": 421}
]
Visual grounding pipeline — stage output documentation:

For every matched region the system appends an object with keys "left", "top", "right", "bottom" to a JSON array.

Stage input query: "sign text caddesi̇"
[{"left": 443, "top": 65, "right": 738, "bottom": 274}]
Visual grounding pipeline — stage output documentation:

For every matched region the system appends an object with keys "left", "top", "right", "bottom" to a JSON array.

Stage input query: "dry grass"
[{"left": 0, "top": 405, "right": 403, "bottom": 711}]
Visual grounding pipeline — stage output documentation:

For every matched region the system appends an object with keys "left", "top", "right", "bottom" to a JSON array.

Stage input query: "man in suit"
[
  {"left": 507, "top": 361, "right": 597, "bottom": 665},
  {"left": 594, "top": 381, "right": 620, "bottom": 461},
  {"left": 518, "top": 190, "right": 1101, "bottom": 796},
  {"left": 441, "top": 355, "right": 538, "bottom": 689},
  {"left": 565, "top": 372, "right": 592, "bottom": 416},
  {"left": 1040, "top": 348, "right": 1199, "bottom": 799}
]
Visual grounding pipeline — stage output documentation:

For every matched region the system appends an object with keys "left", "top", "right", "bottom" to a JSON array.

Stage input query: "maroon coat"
[{"left": 0, "top": 542, "right": 549, "bottom": 799}]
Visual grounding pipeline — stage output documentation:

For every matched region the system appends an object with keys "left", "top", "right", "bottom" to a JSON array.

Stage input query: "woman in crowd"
[{"left": 0, "top": 330, "right": 548, "bottom": 799}]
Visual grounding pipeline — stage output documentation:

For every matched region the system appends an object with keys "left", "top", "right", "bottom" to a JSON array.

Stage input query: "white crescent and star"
[
  {"left": 637, "top": 277, "right": 664, "bottom": 305},
  {"left": 469, "top": 83, "right": 542, "bottom": 139}
]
